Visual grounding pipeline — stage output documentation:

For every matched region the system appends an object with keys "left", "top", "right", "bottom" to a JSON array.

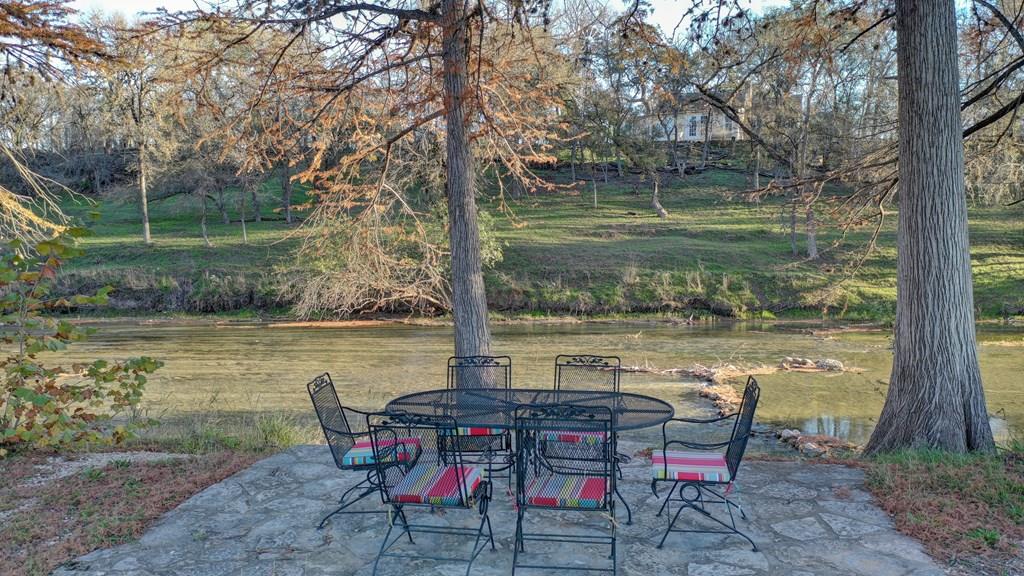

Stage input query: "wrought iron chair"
[
  {"left": 369, "top": 412, "right": 494, "bottom": 576},
  {"left": 554, "top": 354, "right": 621, "bottom": 392},
  {"left": 446, "top": 356, "right": 515, "bottom": 483},
  {"left": 651, "top": 376, "right": 761, "bottom": 551},
  {"left": 513, "top": 404, "right": 617, "bottom": 575},
  {"left": 550, "top": 354, "right": 632, "bottom": 522},
  {"left": 308, "top": 372, "right": 402, "bottom": 529}
]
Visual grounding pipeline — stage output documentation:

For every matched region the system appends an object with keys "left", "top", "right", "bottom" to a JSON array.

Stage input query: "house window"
[{"left": 689, "top": 118, "right": 698, "bottom": 137}]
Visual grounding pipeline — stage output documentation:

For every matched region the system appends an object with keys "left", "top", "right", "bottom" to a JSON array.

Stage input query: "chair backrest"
[
  {"left": 725, "top": 376, "right": 761, "bottom": 478},
  {"left": 307, "top": 373, "right": 356, "bottom": 469},
  {"left": 447, "top": 355, "right": 512, "bottom": 389},
  {"left": 514, "top": 404, "right": 614, "bottom": 510},
  {"left": 554, "top": 354, "right": 620, "bottom": 392},
  {"left": 369, "top": 413, "right": 475, "bottom": 508}
]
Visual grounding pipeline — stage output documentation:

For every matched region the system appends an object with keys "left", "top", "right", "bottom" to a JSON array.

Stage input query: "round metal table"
[{"left": 384, "top": 388, "right": 675, "bottom": 431}]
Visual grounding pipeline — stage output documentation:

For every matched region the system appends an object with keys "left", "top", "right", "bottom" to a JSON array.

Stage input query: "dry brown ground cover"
[
  {"left": 866, "top": 449, "right": 1024, "bottom": 575},
  {"left": 0, "top": 451, "right": 259, "bottom": 576}
]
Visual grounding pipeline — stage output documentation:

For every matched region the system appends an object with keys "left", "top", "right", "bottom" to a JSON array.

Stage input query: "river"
[{"left": 51, "top": 319, "right": 1024, "bottom": 445}]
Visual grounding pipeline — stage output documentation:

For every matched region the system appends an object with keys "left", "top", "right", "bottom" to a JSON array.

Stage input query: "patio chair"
[
  {"left": 369, "top": 412, "right": 494, "bottom": 576},
  {"left": 550, "top": 354, "right": 631, "bottom": 522},
  {"left": 651, "top": 376, "right": 761, "bottom": 551},
  {"left": 554, "top": 354, "right": 621, "bottom": 392},
  {"left": 308, "top": 373, "right": 407, "bottom": 529},
  {"left": 445, "top": 356, "right": 514, "bottom": 481},
  {"left": 513, "top": 404, "right": 617, "bottom": 575}
]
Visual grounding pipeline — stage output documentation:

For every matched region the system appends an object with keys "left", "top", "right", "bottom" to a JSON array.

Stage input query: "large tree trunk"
[
  {"left": 251, "top": 182, "right": 262, "bottom": 222},
  {"left": 442, "top": 0, "right": 490, "bottom": 357},
  {"left": 138, "top": 147, "right": 152, "bottom": 244},
  {"left": 281, "top": 162, "right": 293, "bottom": 224},
  {"left": 199, "top": 192, "right": 212, "bottom": 248},
  {"left": 865, "top": 0, "right": 994, "bottom": 454},
  {"left": 569, "top": 140, "right": 577, "bottom": 182},
  {"left": 805, "top": 203, "right": 818, "bottom": 260},
  {"left": 789, "top": 199, "right": 798, "bottom": 256},
  {"left": 239, "top": 189, "right": 248, "bottom": 245},
  {"left": 651, "top": 174, "right": 668, "bottom": 218},
  {"left": 217, "top": 188, "right": 230, "bottom": 224}
]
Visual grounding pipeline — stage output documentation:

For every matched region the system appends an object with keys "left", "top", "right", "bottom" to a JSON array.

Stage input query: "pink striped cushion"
[
  {"left": 652, "top": 450, "right": 731, "bottom": 482},
  {"left": 392, "top": 464, "right": 482, "bottom": 506},
  {"left": 525, "top": 473, "right": 606, "bottom": 508},
  {"left": 342, "top": 437, "right": 420, "bottom": 467},
  {"left": 453, "top": 427, "right": 505, "bottom": 437},
  {"left": 541, "top": 430, "right": 607, "bottom": 445}
]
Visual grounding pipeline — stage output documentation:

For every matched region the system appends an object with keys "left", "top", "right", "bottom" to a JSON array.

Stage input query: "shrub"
[{"left": 0, "top": 232, "right": 162, "bottom": 455}]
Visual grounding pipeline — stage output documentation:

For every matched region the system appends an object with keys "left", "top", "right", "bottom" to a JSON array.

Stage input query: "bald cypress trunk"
[
  {"left": 865, "top": 0, "right": 994, "bottom": 454},
  {"left": 138, "top": 145, "right": 152, "bottom": 245},
  {"left": 442, "top": 0, "right": 490, "bottom": 356}
]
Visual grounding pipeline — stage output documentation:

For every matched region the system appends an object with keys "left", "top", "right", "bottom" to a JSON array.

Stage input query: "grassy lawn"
[
  {"left": 58, "top": 169, "right": 1024, "bottom": 320},
  {"left": 866, "top": 447, "right": 1024, "bottom": 575}
]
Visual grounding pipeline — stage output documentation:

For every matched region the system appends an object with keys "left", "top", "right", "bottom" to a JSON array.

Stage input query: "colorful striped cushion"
[
  {"left": 452, "top": 427, "right": 505, "bottom": 437},
  {"left": 341, "top": 437, "right": 420, "bottom": 467},
  {"left": 651, "top": 450, "right": 731, "bottom": 482},
  {"left": 524, "top": 473, "right": 606, "bottom": 508},
  {"left": 392, "top": 464, "right": 482, "bottom": 506},
  {"left": 541, "top": 430, "right": 608, "bottom": 445}
]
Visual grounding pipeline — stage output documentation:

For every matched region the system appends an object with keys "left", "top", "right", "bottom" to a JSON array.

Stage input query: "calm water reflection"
[{"left": 47, "top": 320, "right": 1024, "bottom": 445}]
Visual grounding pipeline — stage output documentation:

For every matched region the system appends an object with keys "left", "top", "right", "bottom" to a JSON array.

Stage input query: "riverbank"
[{"left": 59, "top": 169, "right": 1024, "bottom": 322}]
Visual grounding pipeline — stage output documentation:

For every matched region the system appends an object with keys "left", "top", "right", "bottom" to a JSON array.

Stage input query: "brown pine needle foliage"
[{"left": 163, "top": 6, "right": 571, "bottom": 317}]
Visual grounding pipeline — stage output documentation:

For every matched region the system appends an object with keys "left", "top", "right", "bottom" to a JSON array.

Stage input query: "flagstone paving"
[{"left": 53, "top": 442, "right": 944, "bottom": 576}]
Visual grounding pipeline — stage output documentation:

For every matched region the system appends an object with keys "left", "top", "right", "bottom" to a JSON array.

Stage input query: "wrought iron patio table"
[
  {"left": 385, "top": 388, "right": 675, "bottom": 432},
  {"left": 385, "top": 388, "right": 675, "bottom": 526}
]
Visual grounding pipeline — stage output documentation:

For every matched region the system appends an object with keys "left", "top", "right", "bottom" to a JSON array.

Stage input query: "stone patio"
[{"left": 54, "top": 442, "right": 944, "bottom": 576}]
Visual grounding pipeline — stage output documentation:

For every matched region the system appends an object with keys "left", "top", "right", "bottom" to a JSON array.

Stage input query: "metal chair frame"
[
  {"left": 447, "top": 355, "right": 515, "bottom": 483},
  {"left": 651, "top": 376, "right": 761, "bottom": 551},
  {"left": 369, "top": 412, "right": 495, "bottom": 576},
  {"left": 307, "top": 372, "right": 384, "bottom": 529},
  {"left": 554, "top": 354, "right": 621, "bottom": 392},
  {"left": 513, "top": 404, "right": 617, "bottom": 575},
  {"left": 551, "top": 354, "right": 632, "bottom": 523}
]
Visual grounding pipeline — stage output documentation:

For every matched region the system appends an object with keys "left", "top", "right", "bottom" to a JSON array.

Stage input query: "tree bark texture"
[
  {"left": 138, "top": 147, "right": 152, "bottom": 245},
  {"left": 651, "top": 174, "right": 668, "bottom": 218},
  {"left": 865, "top": 0, "right": 994, "bottom": 453},
  {"left": 805, "top": 203, "right": 818, "bottom": 260},
  {"left": 442, "top": 0, "right": 491, "bottom": 357},
  {"left": 281, "top": 162, "right": 293, "bottom": 224}
]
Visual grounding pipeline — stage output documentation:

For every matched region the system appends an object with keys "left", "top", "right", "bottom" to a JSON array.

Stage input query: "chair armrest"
[
  {"left": 669, "top": 413, "right": 738, "bottom": 425},
  {"left": 341, "top": 407, "right": 385, "bottom": 434},
  {"left": 320, "top": 423, "right": 370, "bottom": 439},
  {"left": 664, "top": 439, "right": 732, "bottom": 451}
]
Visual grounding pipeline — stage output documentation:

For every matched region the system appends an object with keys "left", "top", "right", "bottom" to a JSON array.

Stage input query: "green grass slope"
[{"left": 58, "top": 169, "right": 1024, "bottom": 320}]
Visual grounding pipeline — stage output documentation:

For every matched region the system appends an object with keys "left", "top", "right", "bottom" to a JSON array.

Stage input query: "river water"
[{"left": 52, "top": 320, "right": 1024, "bottom": 445}]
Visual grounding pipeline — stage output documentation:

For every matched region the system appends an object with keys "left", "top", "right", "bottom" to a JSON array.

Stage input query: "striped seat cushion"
[
  {"left": 392, "top": 464, "right": 482, "bottom": 506},
  {"left": 451, "top": 427, "right": 505, "bottom": 437},
  {"left": 341, "top": 437, "right": 420, "bottom": 467},
  {"left": 524, "top": 473, "right": 607, "bottom": 509},
  {"left": 652, "top": 450, "right": 731, "bottom": 482},
  {"left": 541, "top": 430, "right": 608, "bottom": 445}
]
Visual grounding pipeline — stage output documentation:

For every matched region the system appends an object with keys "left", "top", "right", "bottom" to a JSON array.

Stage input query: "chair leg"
[
  {"left": 655, "top": 481, "right": 679, "bottom": 517},
  {"left": 317, "top": 484, "right": 378, "bottom": 529},
  {"left": 372, "top": 509, "right": 399, "bottom": 576},
  {"left": 658, "top": 499, "right": 687, "bottom": 549},
  {"left": 396, "top": 506, "right": 414, "bottom": 544},
  {"left": 614, "top": 484, "right": 633, "bottom": 525},
  {"left": 656, "top": 483, "right": 758, "bottom": 552}
]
